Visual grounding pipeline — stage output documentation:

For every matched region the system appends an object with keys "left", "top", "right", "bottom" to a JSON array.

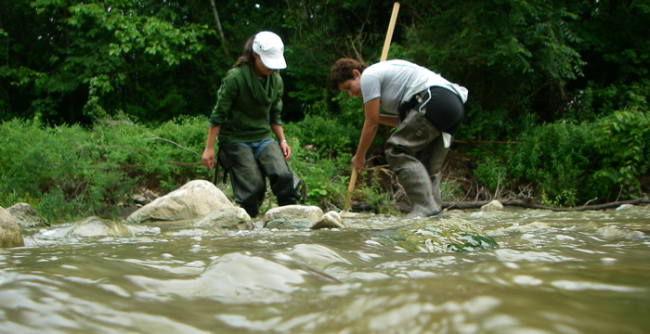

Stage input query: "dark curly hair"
[{"left": 329, "top": 58, "right": 367, "bottom": 90}]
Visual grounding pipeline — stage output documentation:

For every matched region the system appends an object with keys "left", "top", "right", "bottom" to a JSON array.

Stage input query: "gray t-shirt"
[{"left": 360, "top": 59, "right": 468, "bottom": 114}]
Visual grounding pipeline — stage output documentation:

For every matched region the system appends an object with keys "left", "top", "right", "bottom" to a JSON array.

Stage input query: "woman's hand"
[
  {"left": 350, "top": 98, "right": 379, "bottom": 173},
  {"left": 202, "top": 147, "right": 215, "bottom": 169},
  {"left": 280, "top": 141, "right": 291, "bottom": 162},
  {"left": 351, "top": 154, "right": 365, "bottom": 173},
  {"left": 271, "top": 125, "right": 290, "bottom": 162},
  {"left": 202, "top": 126, "right": 220, "bottom": 169}
]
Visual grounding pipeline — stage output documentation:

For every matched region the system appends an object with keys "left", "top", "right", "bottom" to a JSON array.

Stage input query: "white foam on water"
[
  {"left": 495, "top": 249, "right": 577, "bottom": 263},
  {"left": 215, "top": 314, "right": 283, "bottom": 332},
  {"left": 168, "top": 229, "right": 213, "bottom": 237},
  {"left": 551, "top": 280, "right": 643, "bottom": 292},
  {"left": 513, "top": 275, "right": 543, "bottom": 286},
  {"left": 98, "top": 283, "right": 130, "bottom": 298},
  {"left": 320, "top": 282, "right": 362, "bottom": 297}
]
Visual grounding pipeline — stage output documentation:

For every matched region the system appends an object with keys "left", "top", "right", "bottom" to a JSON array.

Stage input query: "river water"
[{"left": 1, "top": 205, "right": 649, "bottom": 334}]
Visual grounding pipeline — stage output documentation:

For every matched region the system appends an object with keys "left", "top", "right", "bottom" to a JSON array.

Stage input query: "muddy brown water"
[{"left": 1, "top": 206, "right": 649, "bottom": 334}]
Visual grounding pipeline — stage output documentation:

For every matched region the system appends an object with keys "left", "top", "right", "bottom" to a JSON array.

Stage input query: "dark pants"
[{"left": 221, "top": 142, "right": 300, "bottom": 218}]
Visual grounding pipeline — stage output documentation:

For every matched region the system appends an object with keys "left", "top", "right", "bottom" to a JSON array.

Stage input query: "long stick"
[
  {"left": 343, "top": 2, "right": 400, "bottom": 212},
  {"left": 380, "top": 3, "right": 400, "bottom": 62}
]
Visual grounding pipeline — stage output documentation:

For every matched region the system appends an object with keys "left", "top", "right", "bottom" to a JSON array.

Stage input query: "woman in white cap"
[{"left": 202, "top": 31, "right": 300, "bottom": 218}]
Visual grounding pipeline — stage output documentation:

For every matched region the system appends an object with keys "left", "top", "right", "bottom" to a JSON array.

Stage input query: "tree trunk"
[{"left": 208, "top": 0, "right": 226, "bottom": 43}]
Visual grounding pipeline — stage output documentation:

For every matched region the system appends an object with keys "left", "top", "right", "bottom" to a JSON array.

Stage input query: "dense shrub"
[
  {"left": 2, "top": 107, "right": 647, "bottom": 222},
  {"left": 0, "top": 115, "right": 210, "bottom": 222},
  {"left": 471, "top": 109, "right": 649, "bottom": 206},
  {"left": 592, "top": 109, "right": 649, "bottom": 200}
]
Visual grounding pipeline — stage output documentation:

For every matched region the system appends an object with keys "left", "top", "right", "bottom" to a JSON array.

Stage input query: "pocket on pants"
[{"left": 388, "top": 110, "right": 437, "bottom": 149}]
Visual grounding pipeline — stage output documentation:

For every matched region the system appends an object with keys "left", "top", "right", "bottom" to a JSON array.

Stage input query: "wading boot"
[
  {"left": 386, "top": 110, "right": 445, "bottom": 218},
  {"left": 415, "top": 136, "right": 450, "bottom": 217}
]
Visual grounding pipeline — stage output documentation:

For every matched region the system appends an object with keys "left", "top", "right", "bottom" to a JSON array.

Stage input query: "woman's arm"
[
  {"left": 378, "top": 114, "right": 398, "bottom": 127},
  {"left": 203, "top": 71, "right": 237, "bottom": 169},
  {"left": 271, "top": 124, "right": 291, "bottom": 162},
  {"left": 352, "top": 98, "right": 381, "bottom": 172},
  {"left": 202, "top": 125, "right": 221, "bottom": 169}
]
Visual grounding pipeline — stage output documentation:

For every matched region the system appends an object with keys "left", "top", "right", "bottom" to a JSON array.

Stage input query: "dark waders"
[
  {"left": 386, "top": 87, "right": 464, "bottom": 217},
  {"left": 219, "top": 142, "right": 300, "bottom": 218}
]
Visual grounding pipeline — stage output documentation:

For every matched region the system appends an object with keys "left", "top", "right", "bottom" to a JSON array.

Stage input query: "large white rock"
[
  {"left": 615, "top": 204, "right": 634, "bottom": 211},
  {"left": 311, "top": 211, "right": 346, "bottom": 229},
  {"left": 1, "top": 206, "right": 24, "bottom": 248},
  {"left": 126, "top": 180, "right": 233, "bottom": 223},
  {"left": 7, "top": 202, "right": 50, "bottom": 227},
  {"left": 481, "top": 200, "right": 504, "bottom": 212},
  {"left": 67, "top": 216, "right": 133, "bottom": 238},
  {"left": 194, "top": 207, "right": 253, "bottom": 231},
  {"left": 263, "top": 205, "right": 324, "bottom": 229}
]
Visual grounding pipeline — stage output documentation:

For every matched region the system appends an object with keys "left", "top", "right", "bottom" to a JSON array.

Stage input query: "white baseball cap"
[{"left": 253, "top": 31, "right": 287, "bottom": 70}]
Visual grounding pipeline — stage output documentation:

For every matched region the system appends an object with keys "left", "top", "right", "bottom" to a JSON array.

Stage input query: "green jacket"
[{"left": 209, "top": 65, "right": 283, "bottom": 144}]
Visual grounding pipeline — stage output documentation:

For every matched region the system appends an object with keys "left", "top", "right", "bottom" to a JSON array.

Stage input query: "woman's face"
[
  {"left": 253, "top": 53, "right": 273, "bottom": 77},
  {"left": 337, "top": 69, "right": 362, "bottom": 98}
]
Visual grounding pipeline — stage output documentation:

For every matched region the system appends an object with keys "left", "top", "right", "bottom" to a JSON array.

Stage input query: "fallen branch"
[
  {"left": 453, "top": 140, "right": 519, "bottom": 145},
  {"left": 143, "top": 137, "right": 201, "bottom": 157},
  {"left": 98, "top": 118, "right": 202, "bottom": 158},
  {"left": 48, "top": 161, "right": 201, "bottom": 170},
  {"left": 442, "top": 198, "right": 650, "bottom": 212}
]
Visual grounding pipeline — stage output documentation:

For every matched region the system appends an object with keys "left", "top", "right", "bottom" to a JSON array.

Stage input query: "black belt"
[{"left": 398, "top": 88, "right": 430, "bottom": 121}]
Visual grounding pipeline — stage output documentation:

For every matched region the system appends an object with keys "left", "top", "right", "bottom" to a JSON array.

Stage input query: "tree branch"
[
  {"left": 209, "top": 0, "right": 226, "bottom": 44},
  {"left": 97, "top": 119, "right": 201, "bottom": 158},
  {"left": 443, "top": 198, "right": 650, "bottom": 212}
]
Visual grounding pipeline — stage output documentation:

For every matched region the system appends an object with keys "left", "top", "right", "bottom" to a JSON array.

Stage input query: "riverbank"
[{"left": 1, "top": 113, "right": 649, "bottom": 225}]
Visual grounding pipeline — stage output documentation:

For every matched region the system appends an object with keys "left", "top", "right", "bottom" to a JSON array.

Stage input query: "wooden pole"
[
  {"left": 380, "top": 3, "right": 400, "bottom": 62},
  {"left": 343, "top": 2, "right": 400, "bottom": 213}
]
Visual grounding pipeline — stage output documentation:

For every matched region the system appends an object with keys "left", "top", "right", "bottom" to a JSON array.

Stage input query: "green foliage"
[
  {"left": 2, "top": 0, "right": 219, "bottom": 124},
  {"left": 473, "top": 108, "right": 650, "bottom": 206},
  {"left": 592, "top": 110, "right": 649, "bottom": 198},
  {"left": 279, "top": 133, "right": 350, "bottom": 207},
  {"left": 282, "top": 97, "right": 362, "bottom": 158},
  {"left": 395, "top": 0, "right": 588, "bottom": 142},
  {"left": 0, "top": 115, "right": 211, "bottom": 223},
  {"left": 351, "top": 168, "right": 399, "bottom": 215},
  {"left": 1, "top": 0, "right": 647, "bottom": 130},
  {"left": 562, "top": 79, "right": 650, "bottom": 121},
  {"left": 473, "top": 155, "right": 509, "bottom": 196},
  {"left": 281, "top": 0, "right": 395, "bottom": 112},
  {"left": 541, "top": 188, "right": 578, "bottom": 208},
  {"left": 505, "top": 120, "right": 593, "bottom": 205},
  {"left": 440, "top": 178, "right": 464, "bottom": 203},
  {"left": 282, "top": 93, "right": 400, "bottom": 211}
]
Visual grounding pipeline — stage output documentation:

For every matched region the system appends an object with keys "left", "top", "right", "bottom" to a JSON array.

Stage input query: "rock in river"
[
  {"left": 194, "top": 207, "right": 253, "bottom": 231},
  {"left": 0, "top": 206, "right": 24, "bottom": 248},
  {"left": 373, "top": 216, "right": 499, "bottom": 253},
  {"left": 7, "top": 202, "right": 50, "bottom": 228},
  {"left": 126, "top": 180, "right": 233, "bottom": 223},
  {"left": 263, "top": 205, "right": 324, "bottom": 229},
  {"left": 66, "top": 216, "right": 133, "bottom": 238}
]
